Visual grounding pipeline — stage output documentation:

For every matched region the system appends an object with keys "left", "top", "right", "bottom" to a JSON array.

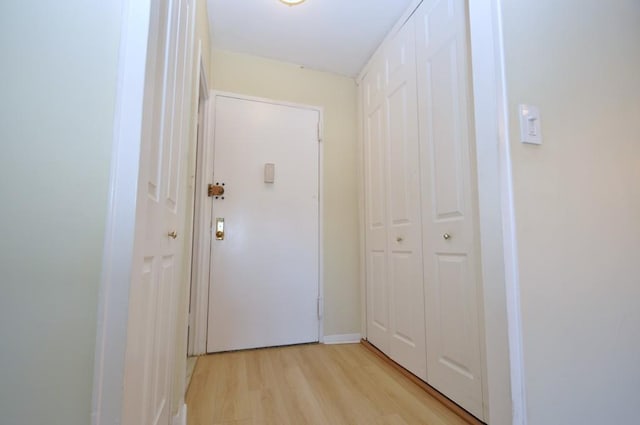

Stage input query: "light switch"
[
  {"left": 264, "top": 163, "right": 275, "bottom": 183},
  {"left": 519, "top": 104, "right": 542, "bottom": 145}
]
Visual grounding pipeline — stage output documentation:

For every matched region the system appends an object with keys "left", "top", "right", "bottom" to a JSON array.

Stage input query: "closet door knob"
[
  {"left": 168, "top": 231, "right": 178, "bottom": 239},
  {"left": 443, "top": 233, "right": 452, "bottom": 240},
  {"left": 396, "top": 237, "right": 403, "bottom": 243}
]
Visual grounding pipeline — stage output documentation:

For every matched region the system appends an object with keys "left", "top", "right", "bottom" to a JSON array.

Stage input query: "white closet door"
[
  {"left": 415, "top": 0, "right": 484, "bottom": 418},
  {"left": 122, "top": 0, "right": 193, "bottom": 424},
  {"left": 363, "top": 22, "right": 427, "bottom": 381},
  {"left": 384, "top": 22, "right": 427, "bottom": 381},
  {"left": 363, "top": 58, "right": 390, "bottom": 354}
]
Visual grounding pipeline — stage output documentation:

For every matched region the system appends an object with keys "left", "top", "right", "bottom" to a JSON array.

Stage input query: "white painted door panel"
[
  {"left": 363, "top": 58, "right": 389, "bottom": 353},
  {"left": 207, "top": 96, "right": 320, "bottom": 353},
  {"left": 415, "top": 0, "right": 484, "bottom": 418},
  {"left": 364, "top": 22, "right": 427, "bottom": 381},
  {"left": 384, "top": 23, "right": 427, "bottom": 381},
  {"left": 122, "top": 0, "right": 193, "bottom": 424}
]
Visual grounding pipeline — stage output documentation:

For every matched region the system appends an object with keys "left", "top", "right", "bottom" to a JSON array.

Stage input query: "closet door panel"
[
  {"left": 415, "top": 0, "right": 484, "bottom": 418},
  {"left": 367, "top": 103, "right": 386, "bottom": 230},
  {"left": 370, "top": 252, "right": 388, "bottom": 330},
  {"left": 363, "top": 62, "right": 390, "bottom": 353},
  {"left": 384, "top": 23, "right": 427, "bottom": 381}
]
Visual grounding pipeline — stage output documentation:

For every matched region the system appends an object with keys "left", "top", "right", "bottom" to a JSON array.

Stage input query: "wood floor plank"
[
  {"left": 212, "top": 420, "right": 252, "bottom": 425},
  {"left": 186, "top": 343, "right": 477, "bottom": 425},
  {"left": 377, "top": 414, "right": 410, "bottom": 425},
  {"left": 210, "top": 352, "right": 251, "bottom": 424}
]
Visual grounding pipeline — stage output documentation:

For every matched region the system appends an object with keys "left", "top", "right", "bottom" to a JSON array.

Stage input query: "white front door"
[
  {"left": 415, "top": 0, "right": 485, "bottom": 418},
  {"left": 122, "top": 0, "right": 193, "bottom": 423},
  {"left": 363, "top": 21, "right": 427, "bottom": 381},
  {"left": 206, "top": 95, "right": 320, "bottom": 353}
]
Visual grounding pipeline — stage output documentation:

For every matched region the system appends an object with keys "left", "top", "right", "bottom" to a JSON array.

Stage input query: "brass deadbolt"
[{"left": 208, "top": 184, "right": 225, "bottom": 197}]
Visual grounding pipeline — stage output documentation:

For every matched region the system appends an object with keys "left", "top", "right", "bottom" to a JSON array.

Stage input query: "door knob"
[
  {"left": 443, "top": 233, "right": 451, "bottom": 240},
  {"left": 396, "top": 236, "right": 403, "bottom": 243},
  {"left": 168, "top": 231, "right": 178, "bottom": 239}
]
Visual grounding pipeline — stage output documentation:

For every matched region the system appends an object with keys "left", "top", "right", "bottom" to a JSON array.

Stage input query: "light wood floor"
[{"left": 186, "top": 343, "right": 469, "bottom": 425}]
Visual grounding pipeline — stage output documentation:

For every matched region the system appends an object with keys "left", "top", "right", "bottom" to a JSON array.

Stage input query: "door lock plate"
[{"left": 215, "top": 218, "right": 224, "bottom": 240}]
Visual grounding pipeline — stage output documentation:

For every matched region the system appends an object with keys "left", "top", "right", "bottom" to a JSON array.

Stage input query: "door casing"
[{"left": 187, "top": 48, "right": 211, "bottom": 357}]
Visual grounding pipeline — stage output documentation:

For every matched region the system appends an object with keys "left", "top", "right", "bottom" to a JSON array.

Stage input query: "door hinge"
[
  {"left": 208, "top": 183, "right": 225, "bottom": 197},
  {"left": 317, "top": 122, "right": 321, "bottom": 142},
  {"left": 317, "top": 297, "right": 323, "bottom": 319}
]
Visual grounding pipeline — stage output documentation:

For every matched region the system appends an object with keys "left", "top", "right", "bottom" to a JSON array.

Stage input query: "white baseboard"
[
  {"left": 322, "top": 333, "right": 362, "bottom": 344},
  {"left": 172, "top": 403, "right": 187, "bottom": 425}
]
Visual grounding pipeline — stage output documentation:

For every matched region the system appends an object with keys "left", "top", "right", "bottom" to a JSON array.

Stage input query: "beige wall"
[
  {"left": 195, "top": 0, "right": 212, "bottom": 81},
  {"left": 0, "top": 1, "right": 123, "bottom": 424},
  {"left": 502, "top": 1, "right": 640, "bottom": 423},
  {"left": 210, "top": 49, "right": 361, "bottom": 336}
]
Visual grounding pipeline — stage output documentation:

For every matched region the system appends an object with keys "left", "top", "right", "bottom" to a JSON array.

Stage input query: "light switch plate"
[{"left": 519, "top": 104, "right": 542, "bottom": 145}]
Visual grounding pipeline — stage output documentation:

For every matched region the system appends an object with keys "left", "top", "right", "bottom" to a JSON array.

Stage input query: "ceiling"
[{"left": 207, "top": 0, "right": 415, "bottom": 77}]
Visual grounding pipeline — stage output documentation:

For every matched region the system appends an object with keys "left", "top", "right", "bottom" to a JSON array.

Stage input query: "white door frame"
[
  {"left": 91, "top": 0, "right": 151, "bottom": 423},
  {"left": 187, "top": 48, "right": 211, "bottom": 357},
  {"left": 357, "top": 0, "right": 525, "bottom": 424},
  {"left": 93, "top": 0, "right": 524, "bottom": 423},
  {"left": 189, "top": 91, "right": 325, "bottom": 354},
  {"left": 467, "top": 2, "right": 527, "bottom": 423}
]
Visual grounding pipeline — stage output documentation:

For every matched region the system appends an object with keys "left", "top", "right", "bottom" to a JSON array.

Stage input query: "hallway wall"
[
  {"left": 502, "top": 1, "right": 640, "bottom": 423},
  {"left": 210, "top": 49, "right": 361, "bottom": 336},
  {"left": 195, "top": 0, "right": 212, "bottom": 81},
  {"left": 0, "top": 1, "right": 124, "bottom": 424}
]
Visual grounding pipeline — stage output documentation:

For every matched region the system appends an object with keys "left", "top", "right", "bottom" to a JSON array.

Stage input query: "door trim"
[
  {"left": 91, "top": 0, "right": 151, "bottom": 423},
  {"left": 468, "top": 1, "right": 527, "bottom": 424},
  {"left": 187, "top": 53, "right": 212, "bottom": 357},
  {"left": 190, "top": 91, "right": 325, "bottom": 353}
]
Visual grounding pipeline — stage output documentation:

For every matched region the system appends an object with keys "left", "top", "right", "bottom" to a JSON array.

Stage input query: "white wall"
[
  {"left": 501, "top": 1, "right": 640, "bottom": 423},
  {"left": 210, "top": 49, "right": 361, "bottom": 336},
  {"left": 0, "top": 1, "right": 123, "bottom": 424}
]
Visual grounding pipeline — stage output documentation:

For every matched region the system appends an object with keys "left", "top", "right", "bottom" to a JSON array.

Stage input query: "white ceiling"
[{"left": 207, "top": 0, "right": 415, "bottom": 77}]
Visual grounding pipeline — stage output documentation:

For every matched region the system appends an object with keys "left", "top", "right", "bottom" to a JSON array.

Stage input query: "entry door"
[
  {"left": 363, "top": 21, "right": 427, "bottom": 381},
  {"left": 207, "top": 95, "right": 320, "bottom": 353},
  {"left": 415, "top": 0, "right": 485, "bottom": 418},
  {"left": 122, "top": 0, "right": 193, "bottom": 424}
]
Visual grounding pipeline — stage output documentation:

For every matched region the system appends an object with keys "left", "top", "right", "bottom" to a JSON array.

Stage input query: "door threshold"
[{"left": 206, "top": 341, "right": 320, "bottom": 355}]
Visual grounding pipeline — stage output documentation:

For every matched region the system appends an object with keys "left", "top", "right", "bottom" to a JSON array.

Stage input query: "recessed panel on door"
[
  {"left": 371, "top": 252, "right": 389, "bottom": 334},
  {"left": 435, "top": 254, "right": 475, "bottom": 379},
  {"left": 368, "top": 106, "right": 386, "bottom": 230}
]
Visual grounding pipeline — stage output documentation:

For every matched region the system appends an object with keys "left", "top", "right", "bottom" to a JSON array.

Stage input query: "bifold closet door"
[
  {"left": 363, "top": 57, "right": 388, "bottom": 355},
  {"left": 415, "top": 0, "right": 485, "bottom": 418},
  {"left": 364, "top": 22, "right": 427, "bottom": 381}
]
